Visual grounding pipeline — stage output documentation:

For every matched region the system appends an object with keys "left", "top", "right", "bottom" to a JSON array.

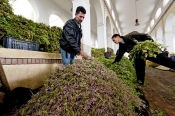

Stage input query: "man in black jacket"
[
  {"left": 59, "top": 6, "right": 88, "bottom": 66},
  {"left": 111, "top": 33, "right": 153, "bottom": 85},
  {"left": 111, "top": 33, "right": 175, "bottom": 85}
]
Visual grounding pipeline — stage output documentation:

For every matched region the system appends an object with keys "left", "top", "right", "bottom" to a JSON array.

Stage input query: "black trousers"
[
  {"left": 135, "top": 58, "right": 145, "bottom": 85},
  {"left": 134, "top": 53, "right": 175, "bottom": 85}
]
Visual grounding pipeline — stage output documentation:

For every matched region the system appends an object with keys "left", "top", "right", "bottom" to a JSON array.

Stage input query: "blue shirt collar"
[{"left": 121, "top": 40, "right": 125, "bottom": 44}]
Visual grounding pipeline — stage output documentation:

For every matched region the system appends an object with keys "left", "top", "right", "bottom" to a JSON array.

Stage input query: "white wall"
[{"left": 29, "top": 0, "right": 71, "bottom": 25}]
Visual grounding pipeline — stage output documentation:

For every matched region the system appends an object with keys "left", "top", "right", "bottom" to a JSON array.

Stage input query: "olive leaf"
[{"left": 129, "top": 40, "right": 165, "bottom": 62}]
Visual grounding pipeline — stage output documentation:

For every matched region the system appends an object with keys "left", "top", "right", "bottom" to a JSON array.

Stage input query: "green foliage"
[
  {"left": 91, "top": 47, "right": 115, "bottom": 58},
  {"left": 0, "top": 0, "right": 13, "bottom": 14},
  {"left": 129, "top": 40, "right": 164, "bottom": 62},
  {"left": 0, "top": 0, "right": 62, "bottom": 52},
  {"left": 12, "top": 60, "right": 143, "bottom": 115},
  {"left": 91, "top": 48, "right": 137, "bottom": 90},
  {"left": 152, "top": 108, "right": 164, "bottom": 116},
  {"left": 91, "top": 48, "right": 105, "bottom": 58},
  {"left": 98, "top": 56, "right": 137, "bottom": 89}
]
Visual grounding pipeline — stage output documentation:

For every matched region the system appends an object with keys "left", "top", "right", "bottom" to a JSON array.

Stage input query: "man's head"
[
  {"left": 75, "top": 6, "right": 86, "bottom": 24},
  {"left": 111, "top": 34, "right": 123, "bottom": 44}
]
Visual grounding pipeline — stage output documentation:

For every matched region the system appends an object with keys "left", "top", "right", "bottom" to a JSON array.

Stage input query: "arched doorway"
[
  {"left": 9, "top": 0, "right": 37, "bottom": 22},
  {"left": 49, "top": 14, "right": 64, "bottom": 28},
  {"left": 164, "top": 13, "right": 175, "bottom": 53},
  {"left": 90, "top": 0, "right": 103, "bottom": 48}
]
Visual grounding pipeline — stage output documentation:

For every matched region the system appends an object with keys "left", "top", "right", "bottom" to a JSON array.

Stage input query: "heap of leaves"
[
  {"left": 0, "top": 0, "right": 13, "bottom": 14},
  {"left": 12, "top": 60, "right": 143, "bottom": 116},
  {"left": 0, "top": 0, "right": 62, "bottom": 52},
  {"left": 98, "top": 56, "right": 137, "bottom": 89},
  {"left": 91, "top": 48, "right": 105, "bottom": 58},
  {"left": 129, "top": 40, "right": 164, "bottom": 62}
]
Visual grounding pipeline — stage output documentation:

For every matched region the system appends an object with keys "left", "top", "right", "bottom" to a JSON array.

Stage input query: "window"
[
  {"left": 155, "top": 8, "right": 161, "bottom": 19},
  {"left": 116, "top": 21, "right": 118, "bottom": 28},
  {"left": 147, "top": 27, "right": 150, "bottom": 33},
  {"left": 150, "top": 19, "right": 155, "bottom": 27},
  {"left": 112, "top": 10, "right": 115, "bottom": 20},
  {"left": 106, "top": 0, "right": 111, "bottom": 8},
  {"left": 163, "top": 0, "right": 169, "bottom": 7}
]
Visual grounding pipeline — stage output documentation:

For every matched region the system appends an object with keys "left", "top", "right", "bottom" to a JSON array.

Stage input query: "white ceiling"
[
  {"left": 52, "top": 0, "right": 72, "bottom": 15},
  {"left": 111, "top": 0, "right": 161, "bottom": 35},
  {"left": 52, "top": 0, "right": 173, "bottom": 36}
]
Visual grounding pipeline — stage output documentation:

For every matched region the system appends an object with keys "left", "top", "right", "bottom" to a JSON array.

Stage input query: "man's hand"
[
  {"left": 112, "top": 61, "right": 116, "bottom": 64},
  {"left": 79, "top": 50, "right": 88, "bottom": 59}
]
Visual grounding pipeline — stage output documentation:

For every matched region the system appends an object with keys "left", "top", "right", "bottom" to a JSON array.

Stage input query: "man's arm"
[{"left": 113, "top": 47, "right": 126, "bottom": 63}]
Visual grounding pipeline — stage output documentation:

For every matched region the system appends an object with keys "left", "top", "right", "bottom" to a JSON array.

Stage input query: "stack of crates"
[{"left": 1, "top": 36, "right": 40, "bottom": 51}]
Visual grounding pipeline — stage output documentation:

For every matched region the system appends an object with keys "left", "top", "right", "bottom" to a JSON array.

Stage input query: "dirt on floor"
[{"left": 142, "top": 67, "right": 175, "bottom": 116}]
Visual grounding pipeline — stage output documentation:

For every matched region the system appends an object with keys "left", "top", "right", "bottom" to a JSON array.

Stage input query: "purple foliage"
[{"left": 12, "top": 60, "right": 143, "bottom": 115}]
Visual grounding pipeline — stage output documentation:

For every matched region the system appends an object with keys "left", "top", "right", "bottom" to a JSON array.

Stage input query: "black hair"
[
  {"left": 111, "top": 34, "right": 120, "bottom": 39},
  {"left": 76, "top": 6, "right": 86, "bottom": 14}
]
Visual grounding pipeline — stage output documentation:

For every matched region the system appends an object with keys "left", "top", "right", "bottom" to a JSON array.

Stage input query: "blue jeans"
[{"left": 60, "top": 48, "right": 75, "bottom": 66}]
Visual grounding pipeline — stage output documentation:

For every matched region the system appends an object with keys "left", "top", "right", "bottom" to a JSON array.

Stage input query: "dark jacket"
[
  {"left": 114, "top": 34, "right": 154, "bottom": 62},
  {"left": 125, "top": 31, "right": 153, "bottom": 42},
  {"left": 59, "top": 18, "right": 82, "bottom": 55},
  {"left": 114, "top": 37, "right": 136, "bottom": 62}
]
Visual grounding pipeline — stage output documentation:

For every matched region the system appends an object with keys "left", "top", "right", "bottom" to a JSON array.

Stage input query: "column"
[
  {"left": 97, "top": 23, "right": 107, "bottom": 50},
  {"left": 72, "top": 0, "right": 91, "bottom": 56},
  {"left": 107, "top": 33, "right": 112, "bottom": 48}
]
